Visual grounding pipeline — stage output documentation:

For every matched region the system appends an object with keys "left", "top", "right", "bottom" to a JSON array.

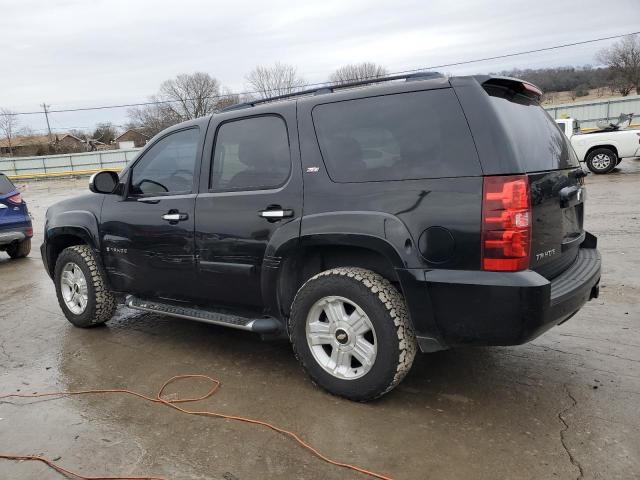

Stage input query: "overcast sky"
[{"left": 1, "top": 0, "right": 639, "bottom": 134}]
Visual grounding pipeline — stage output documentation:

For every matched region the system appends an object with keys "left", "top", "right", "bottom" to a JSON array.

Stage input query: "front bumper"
[{"left": 398, "top": 236, "right": 601, "bottom": 352}]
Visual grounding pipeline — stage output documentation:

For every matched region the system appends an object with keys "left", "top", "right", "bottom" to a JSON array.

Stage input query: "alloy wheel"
[
  {"left": 60, "top": 262, "right": 89, "bottom": 315},
  {"left": 305, "top": 296, "right": 377, "bottom": 380}
]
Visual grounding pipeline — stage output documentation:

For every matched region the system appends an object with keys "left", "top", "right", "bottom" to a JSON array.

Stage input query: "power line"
[{"left": 5, "top": 30, "right": 639, "bottom": 117}]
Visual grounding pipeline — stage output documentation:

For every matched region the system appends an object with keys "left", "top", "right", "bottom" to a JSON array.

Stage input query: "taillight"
[
  {"left": 7, "top": 193, "right": 22, "bottom": 204},
  {"left": 481, "top": 175, "right": 531, "bottom": 272}
]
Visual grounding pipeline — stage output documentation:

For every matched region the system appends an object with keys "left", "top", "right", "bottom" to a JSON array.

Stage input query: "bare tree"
[
  {"left": 607, "top": 76, "right": 634, "bottom": 97},
  {"left": 245, "top": 62, "right": 306, "bottom": 99},
  {"left": 128, "top": 72, "right": 236, "bottom": 137},
  {"left": 597, "top": 34, "right": 640, "bottom": 95},
  {"left": 159, "top": 72, "right": 230, "bottom": 120},
  {"left": 216, "top": 87, "right": 241, "bottom": 111},
  {"left": 0, "top": 108, "right": 19, "bottom": 156},
  {"left": 127, "top": 102, "right": 182, "bottom": 139},
  {"left": 329, "top": 62, "right": 388, "bottom": 85},
  {"left": 92, "top": 122, "right": 118, "bottom": 144}
]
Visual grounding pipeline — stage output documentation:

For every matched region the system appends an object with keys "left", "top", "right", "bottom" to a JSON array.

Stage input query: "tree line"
[{"left": 1, "top": 35, "right": 639, "bottom": 155}]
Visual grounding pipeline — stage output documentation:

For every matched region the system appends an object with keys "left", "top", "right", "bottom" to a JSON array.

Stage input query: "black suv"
[{"left": 42, "top": 74, "right": 601, "bottom": 401}]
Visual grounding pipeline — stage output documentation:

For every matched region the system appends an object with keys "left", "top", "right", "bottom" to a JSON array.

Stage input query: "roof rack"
[{"left": 221, "top": 71, "right": 444, "bottom": 112}]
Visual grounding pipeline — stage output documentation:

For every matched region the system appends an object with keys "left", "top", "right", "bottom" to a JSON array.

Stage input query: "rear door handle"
[{"left": 162, "top": 212, "right": 189, "bottom": 222}]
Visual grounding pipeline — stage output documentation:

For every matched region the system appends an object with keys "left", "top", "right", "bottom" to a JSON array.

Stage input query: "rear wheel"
[
  {"left": 54, "top": 245, "right": 117, "bottom": 327},
  {"left": 586, "top": 148, "right": 617, "bottom": 174},
  {"left": 7, "top": 238, "right": 31, "bottom": 259},
  {"left": 289, "top": 267, "right": 417, "bottom": 401}
]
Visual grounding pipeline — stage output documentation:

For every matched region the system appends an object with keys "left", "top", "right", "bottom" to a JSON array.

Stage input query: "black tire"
[
  {"left": 7, "top": 238, "right": 31, "bottom": 259},
  {"left": 54, "top": 245, "right": 117, "bottom": 328},
  {"left": 586, "top": 148, "right": 617, "bottom": 174},
  {"left": 289, "top": 267, "right": 417, "bottom": 402}
]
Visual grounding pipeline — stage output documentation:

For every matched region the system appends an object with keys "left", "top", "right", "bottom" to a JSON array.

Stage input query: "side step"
[{"left": 125, "top": 296, "right": 282, "bottom": 334}]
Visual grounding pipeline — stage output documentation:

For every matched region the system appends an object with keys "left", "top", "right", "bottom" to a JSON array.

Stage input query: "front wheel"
[
  {"left": 289, "top": 267, "right": 417, "bottom": 401},
  {"left": 54, "top": 245, "right": 117, "bottom": 327},
  {"left": 586, "top": 148, "right": 617, "bottom": 174}
]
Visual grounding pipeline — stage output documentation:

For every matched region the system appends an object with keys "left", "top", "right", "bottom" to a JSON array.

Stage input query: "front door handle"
[
  {"left": 162, "top": 212, "right": 189, "bottom": 222},
  {"left": 258, "top": 208, "right": 293, "bottom": 220}
]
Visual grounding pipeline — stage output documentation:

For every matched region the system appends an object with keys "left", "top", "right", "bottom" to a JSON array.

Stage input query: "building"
[
  {"left": 114, "top": 129, "right": 149, "bottom": 149},
  {"left": 0, "top": 133, "right": 84, "bottom": 156}
]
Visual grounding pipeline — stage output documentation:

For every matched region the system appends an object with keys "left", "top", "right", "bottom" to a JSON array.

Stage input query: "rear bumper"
[
  {"left": 0, "top": 223, "right": 32, "bottom": 247},
  {"left": 398, "top": 236, "right": 601, "bottom": 352}
]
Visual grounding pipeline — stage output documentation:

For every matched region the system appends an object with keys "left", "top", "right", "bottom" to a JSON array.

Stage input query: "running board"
[{"left": 125, "top": 296, "right": 281, "bottom": 334}]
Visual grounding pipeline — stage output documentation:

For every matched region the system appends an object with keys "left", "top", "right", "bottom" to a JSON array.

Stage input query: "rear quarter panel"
[{"left": 297, "top": 88, "right": 484, "bottom": 272}]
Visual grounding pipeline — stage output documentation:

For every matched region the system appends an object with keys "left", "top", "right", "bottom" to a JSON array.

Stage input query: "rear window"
[
  {"left": 312, "top": 89, "right": 481, "bottom": 182},
  {"left": 0, "top": 174, "right": 15, "bottom": 195},
  {"left": 485, "top": 85, "right": 579, "bottom": 171}
]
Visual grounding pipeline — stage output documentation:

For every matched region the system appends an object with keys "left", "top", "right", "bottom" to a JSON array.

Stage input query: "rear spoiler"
[{"left": 474, "top": 76, "right": 543, "bottom": 102}]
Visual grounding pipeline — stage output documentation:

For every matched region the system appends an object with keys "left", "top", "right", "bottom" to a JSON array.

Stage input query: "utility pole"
[{"left": 41, "top": 103, "right": 52, "bottom": 142}]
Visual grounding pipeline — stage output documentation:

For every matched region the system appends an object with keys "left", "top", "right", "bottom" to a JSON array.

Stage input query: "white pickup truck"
[{"left": 556, "top": 118, "right": 640, "bottom": 174}]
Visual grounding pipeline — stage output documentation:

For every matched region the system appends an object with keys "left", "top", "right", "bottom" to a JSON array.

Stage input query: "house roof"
[
  {"left": 0, "top": 133, "right": 83, "bottom": 148},
  {"left": 114, "top": 129, "right": 150, "bottom": 141}
]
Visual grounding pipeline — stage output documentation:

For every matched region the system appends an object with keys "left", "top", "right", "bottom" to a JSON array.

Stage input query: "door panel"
[
  {"left": 100, "top": 126, "right": 203, "bottom": 300},
  {"left": 193, "top": 106, "right": 302, "bottom": 309},
  {"left": 101, "top": 195, "right": 196, "bottom": 299}
]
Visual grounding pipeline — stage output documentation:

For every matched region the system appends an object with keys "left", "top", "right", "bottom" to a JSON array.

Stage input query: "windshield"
[
  {"left": 485, "top": 85, "right": 579, "bottom": 172},
  {"left": 0, "top": 174, "right": 16, "bottom": 195}
]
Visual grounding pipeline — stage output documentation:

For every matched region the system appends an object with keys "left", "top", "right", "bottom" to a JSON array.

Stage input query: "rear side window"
[
  {"left": 211, "top": 116, "right": 291, "bottom": 191},
  {"left": 0, "top": 174, "right": 15, "bottom": 195},
  {"left": 312, "top": 89, "right": 481, "bottom": 182},
  {"left": 485, "top": 85, "right": 579, "bottom": 171}
]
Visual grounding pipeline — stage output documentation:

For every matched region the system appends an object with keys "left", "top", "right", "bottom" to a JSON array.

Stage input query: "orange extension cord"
[{"left": 0, "top": 374, "right": 393, "bottom": 480}]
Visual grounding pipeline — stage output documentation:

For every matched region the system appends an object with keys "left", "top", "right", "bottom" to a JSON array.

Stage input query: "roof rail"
[{"left": 221, "top": 71, "right": 444, "bottom": 112}]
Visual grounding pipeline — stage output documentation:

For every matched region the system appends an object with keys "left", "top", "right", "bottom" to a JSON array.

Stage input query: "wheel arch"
[
  {"left": 44, "top": 210, "right": 101, "bottom": 279},
  {"left": 586, "top": 144, "right": 618, "bottom": 159},
  {"left": 267, "top": 234, "right": 405, "bottom": 320}
]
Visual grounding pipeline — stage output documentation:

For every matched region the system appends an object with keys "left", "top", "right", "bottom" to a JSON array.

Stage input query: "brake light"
[
  {"left": 481, "top": 175, "right": 531, "bottom": 271},
  {"left": 7, "top": 193, "right": 22, "bottom": 204}
]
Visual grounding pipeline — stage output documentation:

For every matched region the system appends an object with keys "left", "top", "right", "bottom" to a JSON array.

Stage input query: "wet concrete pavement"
[{"left": 1, "top": 163, "right": 639, "bottom": 479}]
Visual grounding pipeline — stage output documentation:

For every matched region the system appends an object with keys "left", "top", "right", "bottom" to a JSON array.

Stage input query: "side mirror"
[{"left": 89, "top": 171, "right": 119, "bottom": 194}]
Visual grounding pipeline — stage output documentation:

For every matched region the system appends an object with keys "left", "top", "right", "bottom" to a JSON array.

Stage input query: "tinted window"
[
  {"left": 485, "top": 85, "right": 579, "bottom": 171},
  {"left": 0, "top": 174, "right": 15, "bottom": 195},
  {"left": 312, "top": 89, "right": 481, "bottom": 183},
  {"left": 130, "top": 128, "right": 199, "bottom": 195},
  {"left": 211, "top": 116, "right": 290, "bottom": 191}
]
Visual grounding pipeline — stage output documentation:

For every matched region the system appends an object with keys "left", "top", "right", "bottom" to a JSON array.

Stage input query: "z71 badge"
[{"left": 106, "top": 246, "right": 127, "bottom": 254}]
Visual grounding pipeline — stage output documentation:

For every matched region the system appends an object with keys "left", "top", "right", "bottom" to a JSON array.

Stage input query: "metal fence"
[
  {"left": 544, "top": 95, "right": 640, "bottom": 129},
  {"left": 0, "top": 148, "right": 141, "bottom": 179}
]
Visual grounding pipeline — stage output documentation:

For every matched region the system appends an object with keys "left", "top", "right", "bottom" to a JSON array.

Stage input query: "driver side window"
[{"left": 130, "top": 128, "right": 199, "bottom": 196}]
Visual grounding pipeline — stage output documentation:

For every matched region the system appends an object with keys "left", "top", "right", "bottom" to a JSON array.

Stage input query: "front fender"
[{"left": 43, "top": 210, "right": 101, "bottom": 277}]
